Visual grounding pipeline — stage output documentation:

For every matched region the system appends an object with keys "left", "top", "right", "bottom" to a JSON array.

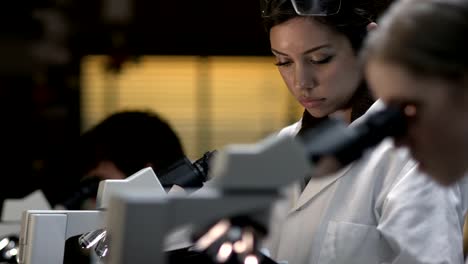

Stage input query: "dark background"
[{"left": 0, "top": 0, "right": 270, "bottom": 209}]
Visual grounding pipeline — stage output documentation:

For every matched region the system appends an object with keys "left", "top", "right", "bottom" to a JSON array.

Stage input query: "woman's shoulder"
[
  {"left": 368, "top": 139, "right": 463, "bottom": 210},
  {"left": 349, "top": 99, "right": 419, "bottom": 183}
]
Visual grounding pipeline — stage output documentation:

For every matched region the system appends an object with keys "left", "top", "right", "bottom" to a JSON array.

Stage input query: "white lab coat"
[{"left": 262, "top": 100, "right": 466, "bottom": 264}]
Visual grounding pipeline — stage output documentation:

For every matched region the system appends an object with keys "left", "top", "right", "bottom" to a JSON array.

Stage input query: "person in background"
[
  {"left": 260, "top": 0, "right": 465, "bottom": 263},
  {"left": 51, "top": 110, "right": 186, "bottom": 210},
  {"left": 60, "top": 110, "right": 186, "bottom": 264},
  {"left": 362, "top": 0, "right": 468, "bottom": 258},
  {"left": 79, "top": 110, "right": 185, "bottom": 182},
  {"left": 363, "top": 0, "right": 468, "bottom": 187}
]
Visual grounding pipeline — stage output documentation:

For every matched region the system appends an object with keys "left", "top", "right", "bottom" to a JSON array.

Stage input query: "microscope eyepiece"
[
  {"left": 300, "top": 106, "right": 407, "bottom": 174},
  {"left": 158, "top": 150, "right": 217, "bottom": 189},
  {"left": 56, "top": 176, "right": 101, "bottom": 210},
  {"left": 192, "top": 150, "right": 217, "bottom": 182}
]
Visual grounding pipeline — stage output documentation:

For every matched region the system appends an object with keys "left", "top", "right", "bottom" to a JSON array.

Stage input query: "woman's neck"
[{"left": 330, "top": 108, "right": 353, "bottom": 124}]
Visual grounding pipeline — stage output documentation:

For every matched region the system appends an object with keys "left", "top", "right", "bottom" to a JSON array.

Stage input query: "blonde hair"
[{"left": 362, "top": 0, "right": 468, "bottom": 81}]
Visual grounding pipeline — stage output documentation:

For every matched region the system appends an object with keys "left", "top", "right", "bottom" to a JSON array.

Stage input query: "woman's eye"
[
  {"left": 310, "top": 55, "right": 334, "bottom": 64},
  {"left": 404, "top": 104, "right": 418, "bottom": 117},
  {"left": 403, "top": 103, "right": 423, "bottom": 121},
  {"left": 274, "top": 61, "right": 292, "bottom": 67},
  {"left": 391, "top": 101, "right": 421, "bottom": 122}
]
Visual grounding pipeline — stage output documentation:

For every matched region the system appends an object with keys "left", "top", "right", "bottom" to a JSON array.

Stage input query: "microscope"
[
  {"left": 16, "top": 150, "right": 217, "bottom": 264},
  {"left": 0, "top": 191, "right": 51, "bottom": 263},
  {"left": 17, "top": 166, "right": 166, "bottom": 264},
  {"left": 103, "top": 106, "right": 407, "bottom": 264}
]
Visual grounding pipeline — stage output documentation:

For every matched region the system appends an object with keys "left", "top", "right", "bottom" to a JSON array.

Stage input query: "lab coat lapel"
[
  {"left": 286, "top": 101, "right": 384, "bottom": 213},
  {"left": 290, "top": 165, "right": 352, "bottom": 213}
]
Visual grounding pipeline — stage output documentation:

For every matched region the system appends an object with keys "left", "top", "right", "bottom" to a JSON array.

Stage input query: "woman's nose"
[{"left": 294, "top": 65, "right": 316, "bottom": 90}]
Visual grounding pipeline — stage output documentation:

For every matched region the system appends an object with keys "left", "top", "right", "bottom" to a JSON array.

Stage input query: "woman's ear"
[{"left": 367, "top": 22, "right": 378, "bottom": 32}]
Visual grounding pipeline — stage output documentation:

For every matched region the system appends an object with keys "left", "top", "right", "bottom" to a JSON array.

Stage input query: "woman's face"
[
  {"left": 269, "top": 17, "right": 362, "bottom": 118},
  {"left": 366, "top": 60, "right": 468, "bottom": 185}
]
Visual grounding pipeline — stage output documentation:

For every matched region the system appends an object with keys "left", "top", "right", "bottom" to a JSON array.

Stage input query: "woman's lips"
[{"left": 300, "top": 98, "right": 326, "bottom": 108}]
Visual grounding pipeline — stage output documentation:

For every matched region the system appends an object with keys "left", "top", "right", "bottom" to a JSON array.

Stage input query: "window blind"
[{"left": 81, "top": 55, "right": 302, "bottom": 160}]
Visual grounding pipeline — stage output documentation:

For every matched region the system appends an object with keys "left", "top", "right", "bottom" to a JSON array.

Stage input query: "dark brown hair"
[
  {"left": 79, "top": 110, "right": 185, "bottom": 176},
  {"left": 262, "top": 0, "right": 393, "bottom": 51},
  {"left": 362, "top": 0, "right": 468, "bottom": 81}
]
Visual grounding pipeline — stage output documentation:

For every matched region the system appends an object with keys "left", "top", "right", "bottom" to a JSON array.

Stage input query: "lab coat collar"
[
  {"left": 288, "top": 100, "right": 384, "bottom": 213},
  {"left": 289, "top": 164, "right": 353, "bottom": 213}
]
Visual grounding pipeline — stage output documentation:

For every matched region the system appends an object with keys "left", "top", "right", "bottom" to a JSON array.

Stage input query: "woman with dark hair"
[{"left": 260, "top": 0, "right": 464, "bottom": 263}]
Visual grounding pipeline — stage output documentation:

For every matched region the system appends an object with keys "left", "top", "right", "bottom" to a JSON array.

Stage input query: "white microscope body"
[
  {"left": 1, "top": 190, "right": 51, "bottom": 239},
  {"left": 0, "top": 190, "right": 51, "bottom": 262},
  {"left": 17, "top": 166, "right": 166, "bottom": 264}
]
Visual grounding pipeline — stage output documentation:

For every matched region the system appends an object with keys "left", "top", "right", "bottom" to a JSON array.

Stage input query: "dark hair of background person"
[
  {"left": 362, "top": 0, "right": 468, "bottom": 82},
  {"left": 78, "top": 110, "right": 186, "bottom": 178}
]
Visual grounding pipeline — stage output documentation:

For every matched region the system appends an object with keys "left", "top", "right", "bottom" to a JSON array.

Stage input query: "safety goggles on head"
[{"left": 261, "top": 0, "right": 342, "bottom": 17}]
